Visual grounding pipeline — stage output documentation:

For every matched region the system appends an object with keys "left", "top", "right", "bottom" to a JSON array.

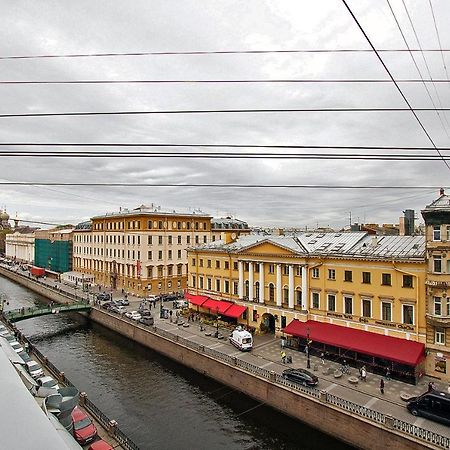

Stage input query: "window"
[
  {"left": 168, "top": 250, "right": 172, "bottom": 260},
  {"left": 381, "top": 302, "right": 392, "bottom": 321},
  {"left": 186, "top": 236, "right": 191, "bottom": 245},
  {"left": 381, "top": 273, "right": 391, "bottom": 286},
  {"left": 281, "top": 316, "right": 287, "bottom": 328},
  {"left": 216, "top": 260, "right": 220, "bottom": 269},
  {"left": 216, "top": 279, "right": 221, "bottom": 291},
  {"left": 192, "top": 258, "right": 196, "bottom": 266},
  {"left": 158, "top": 251, "right": 163, "bottom": 260},
  {"left": 158, "top": 236, "right": 163, "bottom": 245},
  {"left": 283, "top": 265, "right": 289, "bottom": 276},
  {"left": 403, "top": 275, "right": 413, "bottom": 288},
  {"left": 362, "top": 272, "right": 371, "bottom": 284},
  {"left": 203, "top": 236, "right": 207, "bottom": 244},
  {"left": 328, "top": 269, "right": 336, "bottom": 280},
  {"left": 233, "top": 282, "right": 238, "bottom": 295},
  {"left": 447, "top": 225, "right": 450, "bottom": 241},
  {"left": 434, "top": 296, "right": 442, "bottom": 316},
  {"left": 312, "top": 268, "right": 319, "bottom": 279},
  {"left": 168, "top": 236, "right": 172, "bottom": 245},
  {"left": 283, "top": 287, "right": 289, "bottom": 304},
  {"left": 362, "top": 299, "right": 371, "bottom": 318},
  {"left": 207, "top": 260, "right": 211, "bottom": 268},
  {"left": 434, "top": 256, "right": 442, "bottom": 273},
  {"left": 224, "top": 261, "right": 229, "bottom": 270},
  {"left": 312, "top": 292, "right": 320, "bottom": 309},
  {"left": 195, "top": 236, "right": 199, "bottom": 244},
  {"left": 199, "top": 259, "right": 203, "bottom": 267},
  {"left": 224, "top": 280, "right": 230, "bottom": 293},
  {"left": 435, "top": 328, "right": 445, "bottom": 345},
  {"left": 269, "top": 264, "right": 275, "bottom": 274},
  {"left": 255, "top": 281, "right": 260, "bottom": 298},
  {"left": 207, "top": 278, "right": 212, "bottom": 290},
  {"left": 296, "top": 289, "right": 302, "bottom": 306},
  {"left": 327, "top": 294, "right": 336, "bottom": 311},
  {"left": 433, "top": 225, "right": 441, "bottom": 241},
  {"left": 252, "top": 310, "right": 258, "bottom": 322},
  {"left": 344, "top": 296, "right": 353, "bottom": 315},
  {"left": 402, "top": 304, "right": 414, "bottom": 325},
  {"left": 168, "top": 266, "right": 173, "bottom": 276},
  {"left": 269, "top": 284, "right": 275, "bottom": 302},
  {"left": 199, "top": 277, "right": 204, "bottom": 289},
  {"left": 233, "top": 262, "right": 238, "bottom": 271},
  {"left": 177, "top": 250, "right": 182, "bottom": 259},
  {"left": 344, "top": 270, "right": 352, "bottom": 282},
  {"left": 177, "top": 235, "right": 182, "bottom": 244}
]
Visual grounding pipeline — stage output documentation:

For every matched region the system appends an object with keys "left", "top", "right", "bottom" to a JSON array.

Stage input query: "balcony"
[{"left": 426, "top": 313, "right": 450, "bottom": 327}]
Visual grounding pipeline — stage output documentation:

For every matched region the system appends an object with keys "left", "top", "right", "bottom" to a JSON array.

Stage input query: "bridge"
[{"left": 2, "top": 302, "right": 91, "bottom": 322}]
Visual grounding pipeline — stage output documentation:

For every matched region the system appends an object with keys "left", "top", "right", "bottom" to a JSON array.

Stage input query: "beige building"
[
  {"left": 72, "top": 205, "right": 214, "bottom": 297},
  {"left": 5, "top": 232, "right": 35, "bottom": 263}
]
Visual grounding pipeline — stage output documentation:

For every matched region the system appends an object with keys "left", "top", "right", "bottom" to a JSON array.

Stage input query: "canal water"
[{"left": 0, "top": 276, "right": 352, "bottom": 450}]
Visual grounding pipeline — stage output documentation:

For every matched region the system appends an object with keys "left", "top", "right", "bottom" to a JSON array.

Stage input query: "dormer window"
[{"left": 433, "top": 225, "right": 441, "bottom": 241}]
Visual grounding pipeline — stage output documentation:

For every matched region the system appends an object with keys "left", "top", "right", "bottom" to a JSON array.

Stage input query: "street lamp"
[
  {"left": 215, "top": 306, "right": 220, "bottom": 338},
  {"left": 306, "top": 327, "right": 311, "bottom": 369}
]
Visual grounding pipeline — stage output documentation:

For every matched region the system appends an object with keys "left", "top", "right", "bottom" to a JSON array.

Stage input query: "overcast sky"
[{"left": 1, "top": 0, "right": 450, "bottom": 229}]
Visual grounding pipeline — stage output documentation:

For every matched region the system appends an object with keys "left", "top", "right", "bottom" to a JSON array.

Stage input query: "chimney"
[{"left": 440, "top": 188, "right": 445, "bottom": 196}]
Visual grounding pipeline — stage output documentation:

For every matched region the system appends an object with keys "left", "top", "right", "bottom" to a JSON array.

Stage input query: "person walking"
[
  {"left": 361, "top": 366, "right": 367, "bottom": 382},
  {"left": 281, "top": 351, "right": 286, "bottom": 364},
  {"left": 385, "top": 367, "right": 390, "bottom": 380},
  {"left": 428, "top": 381, "right": 435, "bottom": 392},
  {"left": 380, "top": 378, "right": 385, "bottom": 395},
  {"left": 169, "top": 310, "right": 173, "bottom": 322},
  {"left": 320, "top": 352, "right": 325, "bottom": 365}
]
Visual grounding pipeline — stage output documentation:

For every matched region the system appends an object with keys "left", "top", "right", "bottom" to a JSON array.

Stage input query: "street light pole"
[
  {"left": 306, "top": 327, "right": 311, "bottom": 369},
  {"left": 216, "top": 306, "right": 219, "bottom": 338}
]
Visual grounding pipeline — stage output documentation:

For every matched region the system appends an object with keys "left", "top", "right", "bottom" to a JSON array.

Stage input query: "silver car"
[{"left": 26, "top": 360, "right": 44, "bottom": 379}]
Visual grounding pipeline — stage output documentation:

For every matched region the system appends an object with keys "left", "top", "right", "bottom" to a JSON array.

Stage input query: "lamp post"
[
  {"left": 216, "top": 306, "right": 220, "bottom": 338},
  {"left": 306, "top": 327, "right": 311, "bottom": 369}
]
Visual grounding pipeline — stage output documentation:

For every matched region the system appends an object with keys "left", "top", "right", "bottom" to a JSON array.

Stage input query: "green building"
[{"left": 34, "top": 227, "right": 73, "bottom": 273}]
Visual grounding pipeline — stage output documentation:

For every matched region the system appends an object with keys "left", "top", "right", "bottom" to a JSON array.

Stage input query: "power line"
[
  {"left": 0, "top": 151, "right": 448, "bottom": 160},
  {"left": 1, "top": 78, "right": 450, "bottom": 85},
  {"left": 2, "top": 48, "right": 450, "bottom": 60},
  {"left": 0, "top": 143, "right": 448, "bottom": 151},
  {"left": 2, "top": 107, "right": 450, "bottom": 120},
  {"left": 0, "top": 181, "right": 444, "bottom": 189},
  {"left": 341, "top": 0, "right": 450, "bottom": 173}
]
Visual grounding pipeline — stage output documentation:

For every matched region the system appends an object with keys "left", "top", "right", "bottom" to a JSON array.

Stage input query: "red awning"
[
  {"left": 283, "top": 319, "right": 425, "bottom": 367},
  {"left": 202, "top": 298, "right": 229, "bottom": 313},
  {"left": 222, "top": 304, "right": 247, "bottom": 319},
  {"left": 185, "top": 292, "right": 208, "bottom": 306}
]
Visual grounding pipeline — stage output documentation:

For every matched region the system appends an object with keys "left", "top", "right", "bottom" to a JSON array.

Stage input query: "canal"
[{"left": 1, "top": 275, "right": 352, "bottom": 450}]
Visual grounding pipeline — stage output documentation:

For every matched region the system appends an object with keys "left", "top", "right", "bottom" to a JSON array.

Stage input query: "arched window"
[
  {"left": 245, "top": 280, "right": 249, "bottom": 298},
  {"left": 296, "top": 288, "right": 302, "bottom": 306},
  {"left": 255, "top": 281, "right": 260, "bottom": 300},
  {"left": 269, "top": 283, "right": 275, "bottom": 302},
  {"left": 283, "top": 286, "right": 289, "bottom": 305}
]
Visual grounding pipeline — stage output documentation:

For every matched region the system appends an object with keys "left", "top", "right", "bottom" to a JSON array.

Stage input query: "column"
[
  {"left": 248, "top": 262, "right": 254, "bottom": 301},
  {"left": 259, "top": 262, "right": 265, "bottom": 303},
  {"left": 276, "top": 264, "right": 282, "bottom": 306},
  {"left": 301, "top": 265, "right": 308, "bottom": 310},
  {"left": 238, "top": 261, "right": 244, "bottom": 299},
  {"left": 288, "top": 264, "right": 294, "bottom": 309}
]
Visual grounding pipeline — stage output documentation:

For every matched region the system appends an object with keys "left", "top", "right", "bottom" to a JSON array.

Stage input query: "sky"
[{"left": 1, "top": 0, "right": 450, "bottom": 229}]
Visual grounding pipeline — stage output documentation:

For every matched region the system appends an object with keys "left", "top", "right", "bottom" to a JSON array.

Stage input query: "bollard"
[
  {"left": 269, "top": 370, "right": 276, "bottom": 382},
  {"left": 319, "top": 390, "right": 327, "bottom": 403},
  {"left": 233, "top": 357, "right": 238, "bottom": 366},
  {"left": 79, "top": 392, "right": 87, "bottom": 406},
  {"left": 384, "top": 415, "right": 394, "bottom": 429},
  {"left": 107, "top": 420, "right": 118, "bottom": 437}
]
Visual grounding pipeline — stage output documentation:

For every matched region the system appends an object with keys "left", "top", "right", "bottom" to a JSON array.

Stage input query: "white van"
[{"left": 229, "top": 327, "right": 253, "bottom": 351}]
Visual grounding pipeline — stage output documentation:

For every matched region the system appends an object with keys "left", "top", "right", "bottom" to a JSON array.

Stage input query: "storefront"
[{"left": 283, "top": 319, "right": 425, "bottom": 384}]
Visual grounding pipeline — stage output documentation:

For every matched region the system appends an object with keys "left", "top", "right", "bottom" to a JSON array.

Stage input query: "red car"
[
  {"left": 72, "top": 406, "right": 98, "bottom": 445},
  {"left": 88, "top": 440, "right": 114, "bottom": 450}
]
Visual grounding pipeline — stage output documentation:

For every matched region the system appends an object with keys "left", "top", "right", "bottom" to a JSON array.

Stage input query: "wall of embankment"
[{"left": 0, "top": 266, "right": 438, "bottom": 450}]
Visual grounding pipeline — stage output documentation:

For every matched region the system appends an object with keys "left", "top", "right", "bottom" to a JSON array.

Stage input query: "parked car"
[
  {"left": 100, "top": 301, "right": 113, "bottom": 310},
  {"left": 173, "top": 299, "right": 188, "bottom": 309},
  {"left": 37, "top": 375, "right": 60, "bottom": 391},
  {"left": 139, "top": 309, "right": 152, "bottom": 317},
  {"left": 18, "top": 351, "right": 32, "bottom": 363},
  {"left": 96, "top": 293, "right": 111, "bottom": 302},
  {"left": 125, "top": 311, "right": 141, "bottom": 321},
  {"left": 88, "top": 439, "right": 113, "bottom": 450},
  {"left": 25, "top": 360, "right": 44, "bottom": 379},
  {"left": 72, "top": 406, "right": 98, "bottom": 445},
  {"left": 282, "top": 368, "right": 319, "bottom": 387},
  {"left": 10, "top": 341, "right": 24, "bottom": 353},
  {"left": 117, "top": 298, "right": 129, "bottom": 306},
  {"left": 139, "top": 316, "right": 154, "bottom": 326},
  {"left": 111, "top": 305, "right": 127, "bottom": 315}
]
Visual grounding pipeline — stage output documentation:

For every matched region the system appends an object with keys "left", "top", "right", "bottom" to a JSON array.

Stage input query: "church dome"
[{"left": 0, "top": 210, "right": 9, "bottom": 221}]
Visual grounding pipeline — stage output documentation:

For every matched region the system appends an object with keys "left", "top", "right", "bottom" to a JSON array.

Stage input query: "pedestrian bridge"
[{"left": 3, "top": 302, "right": 91, "bottom": 322}]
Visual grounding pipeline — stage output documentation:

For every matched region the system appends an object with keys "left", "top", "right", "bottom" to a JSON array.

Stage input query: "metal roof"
[
  {"left": 191, "top": 232, "right": 425, "bottom": 260},
  {"left": 424, "top": 193, "right": 450, "bottom": 210}
]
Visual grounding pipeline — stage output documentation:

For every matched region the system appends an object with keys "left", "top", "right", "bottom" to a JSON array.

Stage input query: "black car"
[
  {"left": 282, "top": 368, "right": 319, "bottom": 387},
  {"left": 97, "top": 293, "right": 111, "bottom": 301},
  {"left": 139, "top": 316, "right": 154, "bottom": 326}
]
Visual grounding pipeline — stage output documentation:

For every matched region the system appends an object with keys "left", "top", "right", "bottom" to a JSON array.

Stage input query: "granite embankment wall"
[{"left": 0, "top": 266, "right": 438, "bottom": 450}]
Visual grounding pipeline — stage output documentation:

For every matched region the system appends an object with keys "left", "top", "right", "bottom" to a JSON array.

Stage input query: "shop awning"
[
  {"left": 185, "top": 292, "right": 208, "bottom": 306},
  {"left": 283, "top": 319, "right": 425, "bottom": 367},
  {"left": 202, "top": 299, "right": 232, "bottom": 314},
  {"left": 222, "top": 304, "right": 247, "bottom": 319}
]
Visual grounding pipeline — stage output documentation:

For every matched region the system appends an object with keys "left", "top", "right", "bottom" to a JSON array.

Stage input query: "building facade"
[
  {"left": 421, "top": 189, "right": 450, "bottom": 379},
  {"left": 72, "top": 205, "right": 213, "bottom": 297},
  {"left": 188, "top": 231, "right": 430, "bottom": 382},
  {"left": 5, "top": 232, "right": 35, "bottom": 263},
  {"left": 34, "top": 227, "right": 74, "bottom": 273}
]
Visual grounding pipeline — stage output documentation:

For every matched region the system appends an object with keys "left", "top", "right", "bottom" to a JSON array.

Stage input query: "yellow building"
[
  {"left": 72, "top": 205, "right": 213, "bottom": 297},
  {"left": 422, "top": 189, "right": 450, "bottom": 379},
  {"left": 188, "top": 231, "right": 428, "bottom": 383}
]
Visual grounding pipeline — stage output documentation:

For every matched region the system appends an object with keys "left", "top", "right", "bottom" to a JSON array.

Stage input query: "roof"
[
  {"left": 0, "top": 344, "right": 80, "bottom": 450},
  {"left": 92, "top": 205, "right": 211, "bottom": 220},
  {"left": 424, "top": 192, "right": 450, "bottom": 210},
  {"left": 190, "top": 232, "right": 425, "bottom": 261},
  {"left": 74, "top": 221, "right": 92, "bottom": 231},
  {"left": 283, "top": 320, "right": 425, "bottom": 366},
  {"left": 211, "top": 217, "right": 249, "bottom": 230}
]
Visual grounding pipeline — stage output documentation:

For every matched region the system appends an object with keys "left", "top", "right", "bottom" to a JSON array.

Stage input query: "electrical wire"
[
  {"left": 1, "top": 48, "right": 450, "bottom": 60},
  {"left": 341, "top": 0, "right": 450, "bottom": 173}
]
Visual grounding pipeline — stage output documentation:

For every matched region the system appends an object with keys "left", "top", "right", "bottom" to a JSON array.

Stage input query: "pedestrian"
[
  {"left": 428, "top": 381, "right": 434, "bottom": 392},
  {"left": 361, "top": 366, "right": 367, "bottom": 382},
  {"left": 169, "top": 310, "right": 173, "bottom": 322},
  {"left": 281, "top": 351, "right": 286, "bottom": 364},
  {"left": 385, "top": 368, "right": 390, "bottom": 380},
  {"left": 380, "top": 378, "right": 385, "bottom": 395},
  {"left": 320, "top": 352, "right": 325, "bottom": 365}
]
